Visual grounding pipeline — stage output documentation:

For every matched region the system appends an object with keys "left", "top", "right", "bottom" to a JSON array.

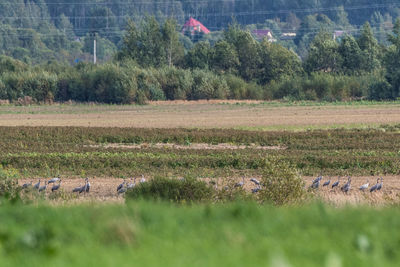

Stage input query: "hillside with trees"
[{"left": 1, "top": 1, "right": 400, "bottom": 103}]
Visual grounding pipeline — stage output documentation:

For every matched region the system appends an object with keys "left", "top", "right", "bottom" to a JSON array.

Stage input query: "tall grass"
[{"left": 1, "top": 201, "right": 400, "bottom": 266}]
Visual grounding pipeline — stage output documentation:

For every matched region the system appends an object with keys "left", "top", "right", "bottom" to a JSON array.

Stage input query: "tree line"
[{"left": 2, "top": 16, "right": 400, "bottom": 103}]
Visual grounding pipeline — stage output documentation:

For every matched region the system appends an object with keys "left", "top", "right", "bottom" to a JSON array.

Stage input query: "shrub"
[
  {"left": 368, "top": 79, "right": 393, "bottom": 100},
  {"left": 0, "top": 166, "right": 20, "bottom": 203},
  {"left": 258, "top": 157, "right": 306, "bottom": 205},
  {"left": 190, "top": 69, "right": 229, "bottom": 100},
  {"left": 156, "top": 67, "right": 192, "bottom": 100},
  {"left": 126, "top": 177, "right": 214, "bottom": 203}
]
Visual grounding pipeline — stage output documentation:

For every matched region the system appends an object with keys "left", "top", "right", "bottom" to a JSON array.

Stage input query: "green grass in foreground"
[{"left": 0, "top": 202, "right": 399, "bottom": 267}]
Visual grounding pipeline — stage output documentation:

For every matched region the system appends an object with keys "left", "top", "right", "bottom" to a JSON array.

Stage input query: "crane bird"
[
  {"left": 377, "top": 177, "right": 383, "bottom": 191},
  {"left": 140, "top": 175, "right": 146, "bottom": 183},
  {"left": 127, "top": 178, "right": 136, "bottom": 189},
  {"left": 331, "top": 177, "right": 340, "bottom": 189},
  {"left": 118, "top": 186, "right": 127, "bottom": 194},
  {"left": 250, "top": 178, "right": 260, "bottom": 186},
  {"left": 235, "top": 177, "right": 245, "bottom": 188},
  {"left": 48, "top": 176, "right": 60, "bottom": 184},
  {"left": 39, "top": 181, "right": 48, "bottom": 192},
  {"left": 51, "top": 180, "right": 62, "bottom": 192},
  {"left": 323, "top": 177, "right": 331, "bottom": 187},
  {"left": 359, "top": 179, "right": 369, "bottom": 191},
  {"left": 370, "top": 178, "right": 383, "bottom": 193},
  {"left": 252, "top": 185, "right": 261, "bottom": 194},
  {"left": 312, "top": 176, "right": 322, "bottom": 184},
  {"left": 310, "top": 177, "right": 322, "bottom": 189},
  {"left": 34, "top": 179, "right": 41, "bottom": 190},
  {"left": 21, "top": 181, "right": 32, "bottom": 189},
  {"left": 85, "top": 178, "right": 91, "bottom": 193},
  {"left": 341, "top": 177, "right": 351, "bottom": 193},
  {"left": 117, "top": 179, "right": 126, "bottom": 192}
]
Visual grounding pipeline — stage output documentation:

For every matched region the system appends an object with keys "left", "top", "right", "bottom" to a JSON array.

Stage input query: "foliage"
[
  {"left": 259, "top": 158, "right": 306, "bottom": 205},
  {"left": 1, "top": 202, "right": 400, "bottom": 266},
  {"left": 126, "top": 177, "right": 214, "bottom": 203},
  {"left": 0, "top": 166, "right": 20, "bottom": 202}
]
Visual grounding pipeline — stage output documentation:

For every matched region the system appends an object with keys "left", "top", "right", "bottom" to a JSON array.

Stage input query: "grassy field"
[
  {"left": 1, "top": 201, "right": 400, "bottom": 267},
  {"left": 1, "top": 102, "right": 400, "bottom": 266}
]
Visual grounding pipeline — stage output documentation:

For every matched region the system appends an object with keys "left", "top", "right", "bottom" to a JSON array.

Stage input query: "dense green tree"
[
  {"left": 259, "top": 40, "right": 303, "bottom": 84},
  {"left": 357, "top": 22, "right": 381, "bottom": 71},
  {"left": 384, "top": 19, "right": 400, "bottom": 99},
  {"left": 224, "top": 24, "right": 261, "bottom": 80},
  {"left": 304, "top": 31, "right": 342, "bottom": 73},
  {"left": 338, "top": 35, "right": 364, "bottom": 74},
  {"left": 162, "top": 19, "right": 184, "bottom": 67},
  {"left": 184, "top": 41, "right": 212, "bottom": 69},
  {"left": 211, "top": 40, "right": 239, "bottom": 73}
]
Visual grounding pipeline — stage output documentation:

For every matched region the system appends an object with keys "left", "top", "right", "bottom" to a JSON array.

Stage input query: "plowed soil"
[{"left": 1, "top": 102, "right": 400, "bottom": 129}]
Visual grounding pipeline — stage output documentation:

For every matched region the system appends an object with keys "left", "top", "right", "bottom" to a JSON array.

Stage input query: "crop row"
[
  {"left": 1, "top": 149, "right": 399, "bottom": 177},
  {"left": 1, "top": 126, "right": 400, "bottom": 153}
]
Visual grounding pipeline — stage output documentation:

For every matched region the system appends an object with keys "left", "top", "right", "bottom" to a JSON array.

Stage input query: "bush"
[
  {"left": 156, "top": 67, "right": 192, "bottom": 100},
  {"left": 258, "top": 157, "right": 306, "bottom": 205},
  {"left": 0, "top": 166, "right": 20, "bottom": 203},
  {"left": 190, "top": 69, "right": 229, "bottom": 100},
  {"left": 368, "top": 79, "right": 393, "bottom": 100},
  {"left": 126, "top": 177, "right": 214, "bottom": 203}
]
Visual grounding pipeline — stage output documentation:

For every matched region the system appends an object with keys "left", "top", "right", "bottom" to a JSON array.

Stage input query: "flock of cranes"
[
  {"left": 19, "top": 175, "right": 147, "bottom": 195},
  {"left": 19, "top": 175, "right": 384, "bottom": 196},
  {"left": 309, "top": 176, "right": 384, "bottom": 193}
]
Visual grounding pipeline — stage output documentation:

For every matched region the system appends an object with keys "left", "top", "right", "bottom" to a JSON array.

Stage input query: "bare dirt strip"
[
  {"left": 1, "top": 102, "right": 400, "bottom": 129},
  {"left": 18, "top": 176, "right": 400, "bottom": 206}
]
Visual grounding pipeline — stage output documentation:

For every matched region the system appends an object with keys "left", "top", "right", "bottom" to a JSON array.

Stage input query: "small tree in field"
[{"left": 258, "top": 157, "right": 306, "bottom": 205}]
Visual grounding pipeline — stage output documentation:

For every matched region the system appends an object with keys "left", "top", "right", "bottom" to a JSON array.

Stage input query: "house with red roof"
[{"left": 182, "top": 17, "right": 211, "bottom": 35}]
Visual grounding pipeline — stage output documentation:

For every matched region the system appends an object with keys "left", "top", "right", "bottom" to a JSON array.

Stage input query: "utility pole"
[
  {"left": 90, "top": 31, "right": 97, "bottom": 64},
  {"left": 93, "top": 38, "right": 97, "bottom": 64}
]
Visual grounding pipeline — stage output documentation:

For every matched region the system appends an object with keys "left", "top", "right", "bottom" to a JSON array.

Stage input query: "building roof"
[{"left": 182, "top": 17, "right": 211, "bottom": 34}]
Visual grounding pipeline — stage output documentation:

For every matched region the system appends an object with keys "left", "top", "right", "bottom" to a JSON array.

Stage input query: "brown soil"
[
  {"left": 1, "top": 103, "right": 400, "bottom": 129},
  {"left": 86, "top": 143, "right": 286, "bottom": 150}
]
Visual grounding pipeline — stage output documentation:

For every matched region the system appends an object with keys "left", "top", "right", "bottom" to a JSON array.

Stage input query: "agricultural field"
[{"left": 1, "top": 101, "right": 400, "bottom": 266}]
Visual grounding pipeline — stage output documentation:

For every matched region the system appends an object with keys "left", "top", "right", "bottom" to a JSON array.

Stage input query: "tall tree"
[
  {"left": 357, "top": 22, "right": 381, "bottom": 71},
  {"left": 338, "top": 35, "right": 364, "bottom": 74},
  {"left": 162, "top": 19, "right": 184, "bottom": 67},
  {"left": 384, "top": 18, "right": 400, "bottom": 99},
  {"left": 304, "top": 31, "right": 342, "bottom": 73}
]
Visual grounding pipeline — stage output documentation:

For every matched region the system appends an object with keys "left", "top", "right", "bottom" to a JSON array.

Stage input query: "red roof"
[{"left": 182, "top": 17, "right": 210, "bottom": 34}]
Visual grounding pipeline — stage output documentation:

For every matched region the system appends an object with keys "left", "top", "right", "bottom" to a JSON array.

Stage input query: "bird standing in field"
[
  {"left": 51, "top": 180, "right": 62, "bottom": 192},
  {"left": 341, "top": 177, "right": 351, "bottom": 193},
  {"left": 48, "top": 176, "right": 60, "bottom": 184},
  {"left": 310, "top": 176, "right": 322, "bottom": 189},
  {"left": 370, "top": 178, "right": 381, "bottom": 193},
  {"left": 377, "top": 177, "right": 383, "bottom": 191},
  {"left": 235, "top": 177, "right": 245, "bottom": 188},
  {"left": 359, "top": 179, "right": 369, "bottom": 191},
  {"left": 34, "top": 179, "right": 41, "bottom": 190},
  {"left": 85, "top": 178, "right": 90, "bottom": 193},
  {"left": 250, "top": 178, "right": 260, "bottom": 186},
  {"left": 331, "top": 177, "right": 340, "bottom": 189},
  {"left": 21, "top": 181, "right": 32, "bottom": 189},
  {"left": 127, "top": 178, "right": 136, "bottom": 189},
  {"left": 323, "top": 177, "right": 331, "bottom": 187},
  {"left": 117, "top": 179, "right": 126, "bottom": 192},
  {"left": 39, "top": 181, "right": 48, "bottom": 192},
  {"left": 252, "top": 185, "right": 261, "bottom": 194},
  {"left": 140, "top": 175, "right": 146, "bottom": 183}
]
